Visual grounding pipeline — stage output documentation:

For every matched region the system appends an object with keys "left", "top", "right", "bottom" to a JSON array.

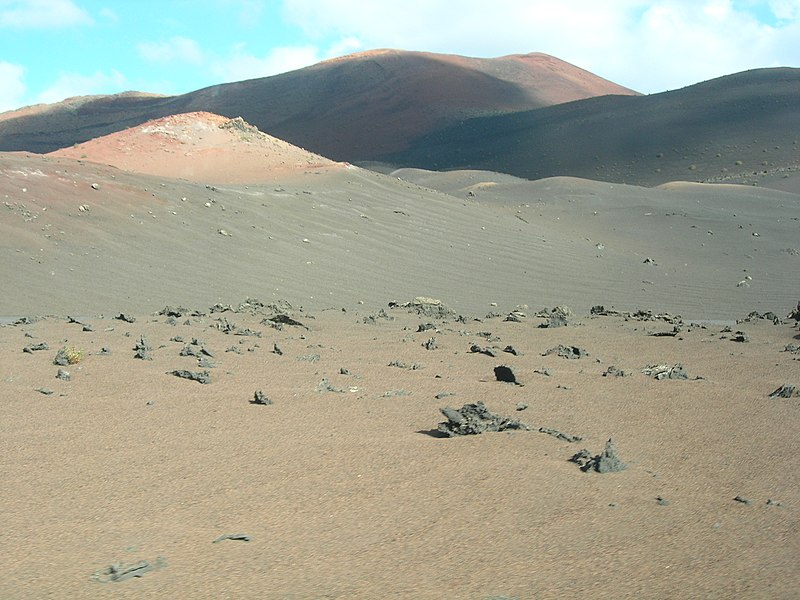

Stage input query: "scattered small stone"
[
  {"left": 212, "top": 533, "right": 251, "bottom": 543},
  {"left": 339, "top": 367, "right": 351, "bottom": 375},
  {"left": 417, "top": 323, "right": 437, "bottom": 332},
  {"left": 317, "top": 378, "right": 344, "bottom": 393},
  {"left": 159, "top": 306, "right": 189, "bottom": 318},
  {"left": 784, "top": 344, "right": 799, "bottom": 354},
  {"left": 23, "top": 342, "right": 49, "bottom": 353},
  {"left": 650, "top": 325, "right": 682, "bottom": 337},
  {"left": 53, "top": 347, "right": 71, "bottom": 366},
  {"left": 590, "top": 305, "right": 619, "bottom": 316},
  {"left": 180, "top": 345, "right": 198, "bottom": 357},
  {"left": 787, "top": 301, "right": 800, "bottom": 322},
  {"left": 250, "top": 390, "right": 272, "bottom": 405},
  {"left": 766, "top": 499, "right": 783, "bottom": 507},
  {"left": 297, "top": 353, "right": 320, "bottom": 362},
  {"left": 603, "top": 365, "right": 629, "bottom": 377},
  {"left": 733, "top": 495, "right": 752, "bottom": 505},
  {"left": 35, "top": 387, "right": 54, "bottom": 395},
  {"left": 56, "top": 368, "right": 71, "bottom": 381},
  {"left": 538, "top": 314, "right": 568, "bottom": 328},
  {"left": 768, "top": 384, "right": 797, "bottom": 398},
  {"left": 505, "top": 310, "right": 526, "bottom": 322},
  {"left": 98, "top": 347, "right": 111, "bottom": 355},
  {"left": 516, "top": 403, "right": 528, "bottom": 411},
  {"left": 543, "top": 345, "right": 588, "bottom": 359},
  {"left": 362, "top": 309, "right": 394, "bottom": 325},
  {"left": 435, "top": 392, "right": 456, "bottom": 400},
  {"left": 437, "top": 401, "right": 530, "bottom": 437},
  {"left": 738, "top": 310, "right": 781, "bottom": 325},
  {"left": 272, "top": 343, "right": 284, "bottom": 355},
  {"left": 731, "top": 331, "right": 750, "bottom": 343},
  {"left": 115, "top": 313, "right": 136, "bottom": 323},
  {"left": 503, "top": 345, "right": 522, "bottom": 356},
  {"left": 642, "top": 363, "right": 689, "bottom": 380},
  {"left": 538, "top": 427, "right": 583, "bottom": 443},
  {"left": 388, "top": 360, "right": 423, "bottom": 370},
  {"left": 422, "top": 337, "right": 438, "bottom": 350},
  {"left": 264, "top": 313, "right": 307, "bottom": 329},
  {"left": 226, "top": 346, "right": 241, "bottom": 354},
  {"left": 656, "top": 496, "right": 670, "bottom": 506},
  {"left": 197, "top": 356, "right": 215, "bottom": 369},
  {"left": 533, "top": 367, "right": 552, "bottom": 376},
  {"left": 82, "top": 324, "right": 93, "bottom": 332},
  {"left": 91, "top": 558, "right": 166, "bottom": 583},
  {"left": 570, "top": 439, "right": 627, "bottom": 473},
  {"left": 494, "top": 365, "right": 520, "bottom": 384},
  {"left": 470, "top": 344, "right": 497, "bottom": 356},
  {"left": 133, "top": 335, "right": 152, "bottom": 360},
  {"left": 170, "top": 370, "right": 211, "bottom": 384},
  {"left": 394, "top": 297, "right": 456, "bottom": 320},
  {"left": 381, "top": 389, "right": 411, "bottom": 397}
]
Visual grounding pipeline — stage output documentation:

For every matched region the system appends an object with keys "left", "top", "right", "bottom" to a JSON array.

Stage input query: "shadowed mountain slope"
[
  {"left": 0, "top": 50, "right": 636, "bottom": 158},
  {"left": 381, "top": 68, "right": 800, "bottom": 188}
]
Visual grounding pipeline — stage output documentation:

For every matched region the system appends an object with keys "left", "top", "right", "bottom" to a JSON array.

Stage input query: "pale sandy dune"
[{"left": 2, "top": 154, "right": 799, "bottom": 319}]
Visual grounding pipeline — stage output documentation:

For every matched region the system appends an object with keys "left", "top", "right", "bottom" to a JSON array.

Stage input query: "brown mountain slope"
[
  {"left": 0, "top": 49, "right": 636, "bottom": 158},
  {"left": 381, "top": 67, "right": 800, "bottom": 188}
]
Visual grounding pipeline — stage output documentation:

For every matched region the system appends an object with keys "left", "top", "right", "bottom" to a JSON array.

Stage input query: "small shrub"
[{"left": 58, "top": 346, "right": 84, "bottom": 364}]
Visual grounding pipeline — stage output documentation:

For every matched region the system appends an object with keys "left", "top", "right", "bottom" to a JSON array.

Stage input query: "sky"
[{"left": 1, "top": 0, "right": 799, "bottom": 112}]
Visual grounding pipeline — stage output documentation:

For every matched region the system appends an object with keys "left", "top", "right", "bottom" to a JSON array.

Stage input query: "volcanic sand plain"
[{"left": 1, "top": 113, "right": 799, "bottom": 599}]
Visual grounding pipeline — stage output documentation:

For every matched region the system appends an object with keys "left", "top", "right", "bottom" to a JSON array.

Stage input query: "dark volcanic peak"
[
  {"left": 383, "top": 67, "right": 800, "bottom": 187},
  {"left": 0, "top": 49, "right": 635, "bottom": 158}
]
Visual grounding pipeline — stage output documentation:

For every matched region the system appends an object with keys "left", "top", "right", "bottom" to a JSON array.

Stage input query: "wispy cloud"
[
  {"left": 767, "top": 0, "right": 800, "bottom": 20},
  {"left": 0, "top": 0, "right": 93, "bottom": 28},
  {"left": 0, "top": 61, "right": 26, "bottom": 112},
  {"left": 210, "top": 44, "right": 320, "bottom": 82},
  {"left": 280, "top": 0, "right": 800, "bottom": 92},
  {"left": 207, "top": 36, "right": 366, "bottom": 83},
  {"left": 36, "top": 69, "right": 127, "bottom": 104},
  {"left": 138, "top": 36, "right": 205, "bottom": 65}
]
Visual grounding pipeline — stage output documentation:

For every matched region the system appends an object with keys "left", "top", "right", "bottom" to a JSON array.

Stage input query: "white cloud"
[
  {"left": 98, "top": 6, "right": 118, "bottom": 23},
  {"left": 138, "top": 36, "right": 205, "bottom": 65},
  {"left": 0, "top": 0, "right": 92, "bottom": 28},
  {"left": 0, "top": 61, "right": 26, "bottom": 112},
  {"left": 323, "top": 36, "right": 363, "bottom": 59},
  {"left": 210, "top": 44, "right": 321, "bottom": 82},
  {"left": 767, "top": 0, "right": 800, "bottom": 19},
  {"left": 279, "top": 0, "right": 800, "bottom": 92},
  {"left": 36, "top": 69, "right": 127, "bottom": 104}
]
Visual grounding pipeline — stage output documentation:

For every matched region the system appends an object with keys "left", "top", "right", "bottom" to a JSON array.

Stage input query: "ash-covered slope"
[{"left": 382, "top": 68, "right": 800, "bottom": 188}]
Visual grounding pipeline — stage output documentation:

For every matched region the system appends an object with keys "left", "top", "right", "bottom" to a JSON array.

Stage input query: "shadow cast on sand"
[{"left": 416, "top": 429, "right": 450, "bottom": 439}]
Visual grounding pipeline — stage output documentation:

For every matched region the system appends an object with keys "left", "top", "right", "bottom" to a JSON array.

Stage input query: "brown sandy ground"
[{"left": 1, "top": 300, "right": 798, "bottom": 599}]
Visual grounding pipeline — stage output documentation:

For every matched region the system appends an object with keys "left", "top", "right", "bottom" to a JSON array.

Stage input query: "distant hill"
[
  {"left": 48, "top": 112, "right": 336, "bottom": 183},
  {"left": 380, "top": 68, "right": 800, "bottom": 187},
  {"left": 0, "top": 49, "right": 636, "bottom": 158}
]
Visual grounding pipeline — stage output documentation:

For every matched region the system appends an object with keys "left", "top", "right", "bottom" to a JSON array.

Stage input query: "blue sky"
[{"left": 1, "top": 0, "right": 799, "bottom": 112}]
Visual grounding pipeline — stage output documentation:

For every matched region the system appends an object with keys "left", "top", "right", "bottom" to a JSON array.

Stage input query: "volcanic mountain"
[
  {"left": 382, "top": 67, "right": 800, "bottom": 188},
  {"left": 0, "top": 49, "right": 637, "bottom": 159}
]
